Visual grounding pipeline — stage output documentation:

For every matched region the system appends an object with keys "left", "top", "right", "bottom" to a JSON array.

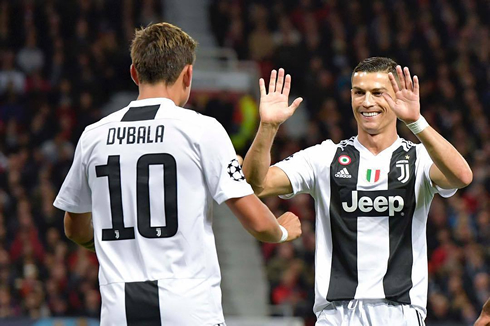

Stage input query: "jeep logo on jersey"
[
  {"left": 227, "top": 159, "right": 245, "bottom": 181},
  {"left": 396, "top": 159, "right": 410, "bottom": 183},
  {"left": 341, "top": 190, "right": 405, "bottom": 217}
]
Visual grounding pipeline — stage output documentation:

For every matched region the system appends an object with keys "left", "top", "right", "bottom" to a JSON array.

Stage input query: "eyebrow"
[{"left": 352, "top": 87, "right": 388, "bottom": 92}]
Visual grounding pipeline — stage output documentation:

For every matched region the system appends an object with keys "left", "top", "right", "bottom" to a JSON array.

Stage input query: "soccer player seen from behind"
[
  {"left": 53, "top": 22, "right": 301, "bottom": 326},
  {"left": 242, "top": 58, "right": 472, "bottom": 325}
]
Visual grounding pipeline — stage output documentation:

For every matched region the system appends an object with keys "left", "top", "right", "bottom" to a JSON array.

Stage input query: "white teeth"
[{"left": 362, "top": 112, "right": 380, "bottom": 117}]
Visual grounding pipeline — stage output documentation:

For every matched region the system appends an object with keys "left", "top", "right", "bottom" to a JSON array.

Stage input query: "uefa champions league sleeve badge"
[{"left": 227, "top": 159, "right": 246, "bottom": 181}]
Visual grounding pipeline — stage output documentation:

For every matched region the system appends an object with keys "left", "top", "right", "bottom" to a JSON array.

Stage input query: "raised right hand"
[
  {"left": 259, "top": 68, "right": 303, "bottom": 127},
  {"left": 277, "top": 211, "right": 302, "bottom": 241}
]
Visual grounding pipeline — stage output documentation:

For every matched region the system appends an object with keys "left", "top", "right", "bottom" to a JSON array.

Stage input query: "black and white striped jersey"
[
  {"left": 274, "top": 136, "right": 456, "bottom": 316},
  {"left": 54, "top": 97, "right": 253, "bottom": 325}
]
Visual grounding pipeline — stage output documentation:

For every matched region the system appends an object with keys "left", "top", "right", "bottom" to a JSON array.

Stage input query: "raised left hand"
[{"left": 382, "top": 65, "right": 421, "bottom": 124}]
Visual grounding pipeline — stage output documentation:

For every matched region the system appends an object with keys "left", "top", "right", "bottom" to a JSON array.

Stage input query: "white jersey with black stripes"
[
  {"left": 54, "top": 97, "right": 253, "bottom": 325},
  {"left": 274, "top": 136, "right": 456, "bottom": 318}
]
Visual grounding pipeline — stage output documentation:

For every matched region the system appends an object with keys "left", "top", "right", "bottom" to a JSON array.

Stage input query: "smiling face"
[{"left": 351, "top": 71, "right": 398, "bottom": 136}]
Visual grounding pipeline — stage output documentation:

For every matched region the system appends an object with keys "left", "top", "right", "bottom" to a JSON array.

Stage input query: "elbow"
[
  {"left": 250, "top": 184, "right": 265, "bottom": 197},
  {"left": 64, "top": 215, "right": 77, "bottom": 241},
  {"left": 451, "top": 169, "right": 473, "bottom": 189},
  {"left": 64, "top": 223, "right": 75, "bottom": 241},
  {"left": 459, "top": 169, "right": 473, "bottom": 188}
]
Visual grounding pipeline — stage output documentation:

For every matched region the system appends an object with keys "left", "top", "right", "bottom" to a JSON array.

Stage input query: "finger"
[
  {"left": 289, "top": 97, "right": 303, "bottom": 112},
  {"left": 276, "top": 68, "right": 285, "bottom": 93},
  {"left": 283, "top": 74, "right": 291, "bottom": 97},
  {"left": 387, "top": 72, "right": 400, "bottom": 93},
  {"left": 259, "top": 78, "right": 266, "bottom": 97},
  {"left": 413, "top": 75, "right": 420, "bottom": 96},
  {"left": 382, "top": 92, "right": 396, "bottom": 108},
  {"left": 396, "top": 65, "right": 405, "bottom": 90},
  {"left": 403, "top": 67, "right": 413, "bottom": 90},
  {"left": 269, "top": 70, "right": 277, "bottom": 93}
]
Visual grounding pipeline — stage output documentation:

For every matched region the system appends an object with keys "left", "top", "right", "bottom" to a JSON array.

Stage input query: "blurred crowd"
[
  {"left": 209, "top": 0, "right": 489, "bottom": 325},
  {"left": 0, "top": 0, "right": 488, "bottom": 325}
]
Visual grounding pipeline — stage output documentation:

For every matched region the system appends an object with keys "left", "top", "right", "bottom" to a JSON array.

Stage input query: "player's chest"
[{"left": 329, "top": 146, "right": 417, "bottom": 191}]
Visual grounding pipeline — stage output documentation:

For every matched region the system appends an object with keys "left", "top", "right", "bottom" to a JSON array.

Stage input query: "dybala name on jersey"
[
  {"left": 341, "top": 190, "right": 405, "bottom": 217},
  {"left": 106, "top": 125, "right": 165, "bottom": 145}
]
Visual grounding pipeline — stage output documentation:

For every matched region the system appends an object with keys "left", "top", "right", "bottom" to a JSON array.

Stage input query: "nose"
[{"left": 362, "top": 92, "right": 375, "bottom": 108}]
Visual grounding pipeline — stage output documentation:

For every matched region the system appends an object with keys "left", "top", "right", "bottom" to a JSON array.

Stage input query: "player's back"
[{"left": 74, "top": 98, "right": 241, "bottom": 325}]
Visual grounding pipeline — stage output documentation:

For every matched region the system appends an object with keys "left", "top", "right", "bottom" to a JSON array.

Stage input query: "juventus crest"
[{"left": 396, "top": 160, "right": 410, "bottom": 183}]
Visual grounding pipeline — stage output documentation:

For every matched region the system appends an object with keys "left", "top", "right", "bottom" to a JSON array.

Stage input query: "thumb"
[
  {"left": 382, "top": 93, "right": 396, "bottom": 109},
  {"left": 289, "top": 97, "right": 303, "bottom": 112}
]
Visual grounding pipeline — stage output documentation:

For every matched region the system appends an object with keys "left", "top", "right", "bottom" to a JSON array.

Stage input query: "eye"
[
  {"left": 354, "top": 90, "right": 364, "bottom": 95},
  {"left": 373, "top": 92, "right": 383, "bottom": 96}
]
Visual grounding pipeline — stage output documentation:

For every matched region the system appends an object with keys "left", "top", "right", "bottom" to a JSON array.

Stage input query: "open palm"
[
  {"left": 383, "top": 66, "right": 421, "bottom": 124},
  {"left": 259, "top": 69, "right": 303, "bottom": 126}
]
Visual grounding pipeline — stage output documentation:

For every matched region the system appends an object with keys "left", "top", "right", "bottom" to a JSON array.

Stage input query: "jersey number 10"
[{"left": 96, "top": 154, "right": 178, "bottom": 241}]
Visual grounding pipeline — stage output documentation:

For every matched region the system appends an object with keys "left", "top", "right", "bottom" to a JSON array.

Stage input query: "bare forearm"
[
  {"left": 243, "top": 123, "right": 279, "bottom": 193},
  {"left": 64, "top": 212, "right": 95, "bottom": 251},
  {"left": 416, "top": 126, "right": 472, "bottom": 188},
  {"left": 226, "top": 196, "right": 283, "bottom": 243}
]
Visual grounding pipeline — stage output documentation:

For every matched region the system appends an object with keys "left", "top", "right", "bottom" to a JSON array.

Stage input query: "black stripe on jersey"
[
  {"left": 416, "top": 310, "right": 422, "bottom": 326},
  {"left": 327, "top": 144, "right": 360, "bottom": 301},
  {"left": 125, "top": 280, "right": 161, "bottom": 325},
  {"left": 122, "top": 105, "right": 160, "bottom": 121},
  {"left": 383, "top": 144, "right": 417, "bottom": 304}
]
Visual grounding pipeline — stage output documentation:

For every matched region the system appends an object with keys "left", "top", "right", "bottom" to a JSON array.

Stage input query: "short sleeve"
[
  {"left": 273, "top": 144, "right": 323, "bottom": 199},
  {"left": 418, "top": 145, "right": 457, "bottom": 198},
  {"left": 53, "top": 136, "right": 92, "bottom": 213},
  {"left": 199, "top": 119, "right": 253, "bottom": 204}
]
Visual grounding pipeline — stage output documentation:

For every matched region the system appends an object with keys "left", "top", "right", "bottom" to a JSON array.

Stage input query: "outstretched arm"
[
  {"left": 242, "top": 69, "right": 303, "bottom": 197},
  {"left": 383, "top": 66, "right": 472, "bottom": 189}
]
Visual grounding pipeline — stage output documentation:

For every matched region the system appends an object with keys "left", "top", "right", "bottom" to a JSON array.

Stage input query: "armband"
[{"left": 405, "top": 115, "right": 429, "bottom": 134}]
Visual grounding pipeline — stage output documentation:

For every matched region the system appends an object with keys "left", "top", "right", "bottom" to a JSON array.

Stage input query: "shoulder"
[
  {"left": 338, "top": 136, "right": 356, "bottom": 150},
  {"left": 84, "top": 108, "right": 127, "bottom": 133},
  {"left": 399, "top": 137, "right": 417, "bottom": 152},
  {"left": 283, "top": 138, "right": 339, "bottom": 164},
  {"left": 163, "top": 106, "right": 222, "bottom": 130},
  {"left": 398, "top": 137, "right": 427, "bottom": 155}
]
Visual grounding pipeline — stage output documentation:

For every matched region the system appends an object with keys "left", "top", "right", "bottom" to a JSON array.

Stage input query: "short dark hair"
[
  {"left": 353, "top": 57, "right": 398, "bottom": 76},
  {"left": 130, "top": 22, "right": 197, "bottom": 85}
]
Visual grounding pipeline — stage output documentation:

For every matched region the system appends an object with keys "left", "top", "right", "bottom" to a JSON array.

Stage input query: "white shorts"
[
  {"left": 316, "top": 299, "right": 425, "bottom": 326},
  {"left": 99, "top": 279, "right": 226, "bottom": 326}
]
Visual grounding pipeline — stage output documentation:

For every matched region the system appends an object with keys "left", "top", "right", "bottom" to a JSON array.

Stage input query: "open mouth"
[{"left": 361, "top": 112, "right": 381, "bottom": 117}]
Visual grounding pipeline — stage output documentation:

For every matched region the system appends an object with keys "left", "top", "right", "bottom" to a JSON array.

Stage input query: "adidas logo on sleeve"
[{"left": 335, "top": 168, "right": 352, "bottom": 178}]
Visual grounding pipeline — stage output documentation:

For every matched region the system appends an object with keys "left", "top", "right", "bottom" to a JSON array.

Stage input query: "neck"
[
  {"left": 137, "top": 82, "right": 182, "bottom": 106},
  {"left": 357, "top": 128, "right": 398, "bottom": 155}
]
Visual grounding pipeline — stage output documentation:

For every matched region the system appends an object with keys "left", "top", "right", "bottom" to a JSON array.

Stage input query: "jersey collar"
[
  {"left": 353, "top": 135, "right": 402, "bottom": 157},
  {"left": 128, "top": 97, "right": 176, "bottom": 108}
]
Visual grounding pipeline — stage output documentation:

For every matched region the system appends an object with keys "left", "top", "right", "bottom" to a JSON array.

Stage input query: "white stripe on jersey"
[{"left": 354, "top": 139, "right": 393, "bottom": 299}]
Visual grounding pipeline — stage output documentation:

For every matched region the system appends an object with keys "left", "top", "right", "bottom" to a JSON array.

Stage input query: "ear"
[
  {"left": 130, "top": 64, "right": 139, "bottom": 86},
  {"left": 183, "top": 65, "right": 193, "bottom": 88}
]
